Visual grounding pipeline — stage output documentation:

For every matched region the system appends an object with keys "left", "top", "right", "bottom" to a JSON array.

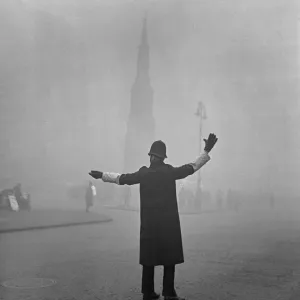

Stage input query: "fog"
[{"left": 0, "top": 0, "right": 299, "bottom": 207}]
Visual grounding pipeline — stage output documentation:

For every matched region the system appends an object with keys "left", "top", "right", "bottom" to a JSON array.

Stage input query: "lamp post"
[{"left": 195, "top": 101, "right": 207, "bottom": 210}]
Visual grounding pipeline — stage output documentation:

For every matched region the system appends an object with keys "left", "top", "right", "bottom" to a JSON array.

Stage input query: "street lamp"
[{"left": 194, "top": 101, "right": 207, "bottom": 210}]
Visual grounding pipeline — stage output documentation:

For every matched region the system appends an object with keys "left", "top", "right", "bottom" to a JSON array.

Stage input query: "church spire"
[
  {"left": 136, "top": 15, "right": 149, "bottom": 80},
  {"left": 129, "top": 15, "right": 153, "bottom": 117},
  {"left": 124, "top": 16, "right": 155, "bottom": 172},
  {"left": 141, "top": 15, "right": 148, "bottom": 47}
]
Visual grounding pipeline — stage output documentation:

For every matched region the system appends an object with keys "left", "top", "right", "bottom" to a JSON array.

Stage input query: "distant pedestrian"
[
  {"left": 216, "top": 189, "right": 223, "bottom": 211},
  {"left": 13, "top": 183, "right": 22, "bottom": 204},
  {"left": 85, "top": 181, "right": 96, "bottom": 212},
  {"left": 231, "top": 190, "right": 240, "bottom": 212},
  {"left": 226, "top": 189, "right": 233, "bottom": 210},
  {"left": 194, "top": 188, "right": 202, "bottom": 211},
  {"left": 178, "top": 185, "right": 186, "bottom": 210}
]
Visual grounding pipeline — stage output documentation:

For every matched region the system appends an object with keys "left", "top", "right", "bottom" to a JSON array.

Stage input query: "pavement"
[
  {"left": 1, "top": 205, "right": 300, "bottom": 299},
  {"left": 0, "top": 209, "right": 112, "bottom": 234}
]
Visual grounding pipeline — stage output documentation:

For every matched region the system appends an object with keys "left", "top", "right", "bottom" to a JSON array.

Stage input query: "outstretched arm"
[
  {"left": 172, "top": 151, "right": 211, "bottom": 180},
  {"left": 172, "top": 133, "right": 218, "bottom": 180},
  {"left": 89, "top": 170, "right": 140, "bottom": 186},
  {"left": 189, "top": 151, "right": 211, "bottom": 172}
]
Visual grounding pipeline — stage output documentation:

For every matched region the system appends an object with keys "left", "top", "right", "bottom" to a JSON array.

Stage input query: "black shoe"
[
  {"left": 163, "top": 292, "right": 185, "bottom": 300},
  {"left": 143, "top": 292, "right": 160, "bottom": 300}
]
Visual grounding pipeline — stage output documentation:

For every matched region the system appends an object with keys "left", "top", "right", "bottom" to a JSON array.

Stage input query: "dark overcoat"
[{"left": 119, "top": 160, "right": 195, "bottom": 266}]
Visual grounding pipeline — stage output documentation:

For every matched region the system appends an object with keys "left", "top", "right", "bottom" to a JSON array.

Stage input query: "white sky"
[{"left": 1, "top": 0, "right": 299, "bottom": 196}]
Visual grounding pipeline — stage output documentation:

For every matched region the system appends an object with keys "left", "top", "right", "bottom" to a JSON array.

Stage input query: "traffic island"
[
  {"left": 103, "top": 204, "right": 139, "bottom": 212},
  {"left": 0, "top": 210, "right": 112, "bottom": 233}
]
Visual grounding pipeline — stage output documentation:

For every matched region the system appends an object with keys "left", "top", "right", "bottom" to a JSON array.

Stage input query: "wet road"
[{"left": 0, "top": 206, "right": 300, "bottom": 300}]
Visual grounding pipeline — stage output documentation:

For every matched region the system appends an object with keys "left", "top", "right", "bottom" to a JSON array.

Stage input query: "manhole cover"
[{"left": 1, "top": 278, "right": 56, "bottom": 289}]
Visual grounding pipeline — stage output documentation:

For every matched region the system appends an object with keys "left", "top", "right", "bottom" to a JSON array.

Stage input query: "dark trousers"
[{"left": 142, "top": 265, "right": 176, "bottom": 296}]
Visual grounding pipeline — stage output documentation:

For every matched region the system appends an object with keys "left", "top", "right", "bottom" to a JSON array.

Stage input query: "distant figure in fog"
[
  {"left": 85, "top": 181, "right": 96, "bottom": 212},
  {"left": 233, "top": 192, "right": 240, "bottom": 212},
  {"left": 178, "top": 185, "right": 194, "bottom": 211},
  {"left": 228, "top": 190, "right": 240, "bottom": 212},
  {"left": 186, "top": 189, "right": 195, "bottom": 210},
  {"left": 178, "top": 184, "right": 185, "bottom": 210},
  {"left": 13, "top": 183, "right": 22, "bottom": 203},
  {"left": 226, "top": 189, "right": 233, "bottom": 210},
  {"left": 216, "top": 189, "right": 223, "bottom": 211},
  {"left": 89, "top": 133, "right": 218, "bottom": 300},
  {"left": 194, "top": 188, "right": 202, "bottom": 211}
]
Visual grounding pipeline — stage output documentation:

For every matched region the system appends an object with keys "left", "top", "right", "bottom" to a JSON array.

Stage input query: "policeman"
[{"left": 89, "top": 133, "right": 218, "bottom": 300}]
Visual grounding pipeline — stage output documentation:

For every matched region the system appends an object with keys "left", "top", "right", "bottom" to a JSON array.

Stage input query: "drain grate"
[{"left": 1, "top": 278, "right": 56, "bottom": 289}]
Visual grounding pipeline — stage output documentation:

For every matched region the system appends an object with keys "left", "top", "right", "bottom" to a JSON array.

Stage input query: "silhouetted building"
[{"left": 122, "top": 17, "right": 155, "bottom": 206}]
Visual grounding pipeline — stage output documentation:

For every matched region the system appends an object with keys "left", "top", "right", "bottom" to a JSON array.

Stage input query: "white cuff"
[
  {"left": 102, "top": 172, "right": 121, "bottom": 184},
  {"left": 189, "top": 152, "right": 211, "bottom": 172}
]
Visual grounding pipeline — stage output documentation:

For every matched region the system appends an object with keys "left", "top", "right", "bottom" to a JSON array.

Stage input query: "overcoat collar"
[{"left": 150, "top": 160, "right": 165, "bottom": 169}]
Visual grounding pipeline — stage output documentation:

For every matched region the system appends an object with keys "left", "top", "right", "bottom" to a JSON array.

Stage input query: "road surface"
[{"left": 0, "top": 206, "right": 300, "bottom": 300}]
